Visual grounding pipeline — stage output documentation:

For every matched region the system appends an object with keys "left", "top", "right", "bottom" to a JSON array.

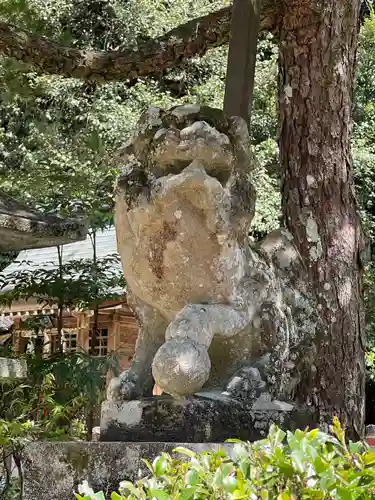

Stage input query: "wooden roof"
[{"left": 0, "top": 192, "right": 87, "bottom": 252}]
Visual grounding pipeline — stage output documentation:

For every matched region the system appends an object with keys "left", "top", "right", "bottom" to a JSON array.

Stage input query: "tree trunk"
[
  {"left": 90, "top": 305, "right": 99, "bottom": 355},
  {"left": 86, "top": 406, "right": 94, "bottom": 441},
  {"left": 56, "top": 245, "right": 64, "bottom": 353},
  {"left": 278, "top": 0, "right": 365, "bottom": 437},
  {"left": 89, "top": 230, "right": 99, "bottom": 356}
]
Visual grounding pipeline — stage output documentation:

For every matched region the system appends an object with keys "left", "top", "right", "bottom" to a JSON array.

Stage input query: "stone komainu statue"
[{"left": 108, "top": 105, "right": 317, "bottom": 405}]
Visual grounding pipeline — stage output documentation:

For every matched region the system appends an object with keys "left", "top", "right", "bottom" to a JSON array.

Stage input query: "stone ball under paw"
[{"left": 152, "top": 338, "right": 210, "bottom": 398}]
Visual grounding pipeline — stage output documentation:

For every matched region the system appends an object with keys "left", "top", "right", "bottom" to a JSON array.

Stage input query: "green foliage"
[
  {"left": 366, "top": 344, "right": 375, "bottom": 383},
  {"left": 354, "top": 8, "right": 375, "bottom": 135},
  {"left": 251, "top": 139, "right": 280, "bottom": 238},
  {"left": 76, "top": 419, "right": 375, "bottom": 499},
  {"left": 0, "top": 2, "right": 280, "bottom": 373},
  {"left": 0, "top": 350, "right": 119, "bottom": 497},
  {"left": 0, "top": 252, "right": 17, "bottom": 273},
  {"left": 0, "top": 0, "right": 375, "bottom": 342},
  {"left": 353, "top": 10, "right": 375, "bottom": 346},
  {"left": 0, "top": 253, "right": 125, "bottom": 310},
  {"left": 0, "top": 0, "right": 280, "bottom": 240},
  {"left": 0, "top": 350, "right": 118, "bottom": 435}
]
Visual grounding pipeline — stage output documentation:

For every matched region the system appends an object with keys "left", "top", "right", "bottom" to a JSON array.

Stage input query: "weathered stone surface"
[
  {"left": 225, "top": 366, "right": 267, "bottom": 401},
  {"left": 0, "top": 192, "right": 87, "bottom": 251},
  {"left": 110, "top": 104, "right": 317, "bottom": 410},
  {"left": 101, "top": 395, "right": 317, "bottom": 443},
  {"left": 23, "top": 440, "right": 234, "bottom": 500},
  {"left": 152, "top": 337, "right": 211, "bottom": 397},
  {"left": 92, "top": 426, "right": 101, "bottom": 442},
  {"left": 0, "top": 357, "right": 27, "bottom": 379}
]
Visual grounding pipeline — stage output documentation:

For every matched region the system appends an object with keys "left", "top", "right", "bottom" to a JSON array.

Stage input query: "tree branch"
[{"left": 0, "top": 2, "right": 280, "bottom": 81}]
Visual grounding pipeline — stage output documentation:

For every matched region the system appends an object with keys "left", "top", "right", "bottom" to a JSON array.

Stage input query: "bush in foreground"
[{"left": 76, "top": 418, "right": 375, "bottom": 499}]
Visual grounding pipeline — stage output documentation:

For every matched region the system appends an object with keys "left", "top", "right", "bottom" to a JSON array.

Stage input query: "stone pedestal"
[
  {"left": 0, "top": 357, "right": 27, "bottom": 380},
  {"left": 100, "top": 393, "right": 317, "bottom": 443},
  {"left": 23, "top": 441, "right": 232, "bottom": 500}
]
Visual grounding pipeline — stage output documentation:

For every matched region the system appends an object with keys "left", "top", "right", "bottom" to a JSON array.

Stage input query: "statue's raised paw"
[
  {"left": 152, "top": 338, "right": 211, "bottom": 398},
  {"left": 107, "top": 369, "right": 139, "bottom": 401},
  {"left": 225, "top": 366, "right": 268, "bottom": 401}
]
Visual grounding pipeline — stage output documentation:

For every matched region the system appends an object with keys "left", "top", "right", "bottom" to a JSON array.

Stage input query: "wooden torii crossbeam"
[{"left": 223, "top": 0, "right": 261, "bottom": 128}]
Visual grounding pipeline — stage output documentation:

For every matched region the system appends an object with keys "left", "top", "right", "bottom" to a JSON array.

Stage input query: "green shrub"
[
  {"left": 76, "top": 418, "right": 375, "bottom": 499},
  {"left": 0, "top": 350, "right": 119, "bottom": 497}
]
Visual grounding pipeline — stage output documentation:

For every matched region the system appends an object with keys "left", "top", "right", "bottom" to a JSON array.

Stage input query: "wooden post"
[{"left": 223, "top": 0, "right": 261, "bottom": 127}]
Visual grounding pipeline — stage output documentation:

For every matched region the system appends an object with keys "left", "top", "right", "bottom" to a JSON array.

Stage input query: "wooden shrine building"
[{"left": 0, "top": 227, "right": 139, "bottom": 376}]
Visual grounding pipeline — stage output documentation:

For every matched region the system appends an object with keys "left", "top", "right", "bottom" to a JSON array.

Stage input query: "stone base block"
[
  {"left": 100, "top": 393, "right": 317, "bottom": 442},
  {"left": 0, "top": 357, "right": 27, "bottom": 380},
  {"left": 23, "top": 441, "right": 233, "bottom": 500}
]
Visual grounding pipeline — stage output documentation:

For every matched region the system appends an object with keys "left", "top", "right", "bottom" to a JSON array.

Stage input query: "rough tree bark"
[{"left": 279, "top": 0, "right": 365, "bottom": 437}]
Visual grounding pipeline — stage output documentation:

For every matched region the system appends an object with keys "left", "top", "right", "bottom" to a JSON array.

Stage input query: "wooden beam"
[{"left": 223, "top": 0, "right": 261, "bottom": 127}]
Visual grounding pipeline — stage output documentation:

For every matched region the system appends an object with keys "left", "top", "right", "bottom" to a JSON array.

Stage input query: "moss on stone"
[{"left": 64, "top": 445, "right": 90, "bottom": 474}]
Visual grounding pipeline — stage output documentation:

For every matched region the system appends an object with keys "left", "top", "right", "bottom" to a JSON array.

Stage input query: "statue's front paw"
[
  {"left": 225, "top": 366, "right": 268, "bottom": 401},
  {"left": 107, "top": 370, "right": 139, "bottom": 401},
  {"left": 152, "top": 338, "right": 211, "bottom": 398}
]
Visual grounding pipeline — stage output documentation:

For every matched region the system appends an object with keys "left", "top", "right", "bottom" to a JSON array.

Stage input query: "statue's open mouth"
[{"left": 149, "top": 120, "right": 235, "bottom": 185}]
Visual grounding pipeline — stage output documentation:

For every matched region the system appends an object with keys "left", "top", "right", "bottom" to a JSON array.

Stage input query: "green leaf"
[
  {"left": 301, "top": 489, "right": 324, "bottom": 499},
  {"left": 364, "top": 452, "right": 375, "bottom": 466},
  {"left": 148, "top": 489, "right": 170, "bottom": 500},
  {"left": 330, "top": 417, "right": 345, "bottom": 445},
  {"left": 118, "top": 480, "right": 138, "bottom": 495},
  {"left": 179, "top": 488, "right": 196, "bottom": 500},
  {"left": 141, "top": 458, "right": 154, "bottom": 474},
  {"left": 313, "top": 455, "right": 329, "bottom": 474},
  {"left": 277, "top": 493, "right": 291, "bottom": 500},
  {"left": 173, "top": 447, "right": 196, "bottom": 458},
  {"left": 269, "top": 425, "right": 286, "bottom": 447},
  {"left": 231, "top": 491, "right": 249, "bottom": 499},
  {"left": 185, "top": 469, "right": 199, "bottom": 486},
  {"left": 335, "top": 487, "right": 354, "bottom": 500},
  {"left": 291, "top": 450, "right": 306, "bottom": 473},
  {"left": 222, "top": 475, "right": 237, "bottom": 492},
  {"left": 92, "top": 493, "right": 105, "bottom": 500},
  {"left": 153, "top": 456, "right": 168, "bottom": 477},
  {"left": 306, "top": 428, "right": 319, "bottom": 441}
]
